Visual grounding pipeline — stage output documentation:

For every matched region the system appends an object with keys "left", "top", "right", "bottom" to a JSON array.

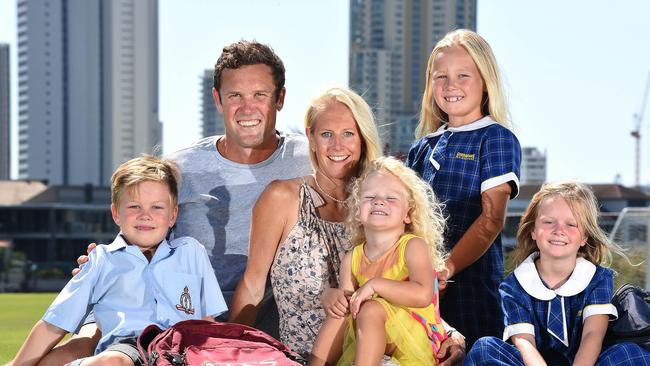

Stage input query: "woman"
[
  {"left": 229, "top": 86, "right": 381, "bottom": 357},
  {"left": 230, "top": 87, "right": 466, "bottom": 365}
]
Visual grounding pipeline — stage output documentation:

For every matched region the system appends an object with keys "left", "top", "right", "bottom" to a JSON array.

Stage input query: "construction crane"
[{"left": 632, "top": 72, "right": 650, "bottom": 188}]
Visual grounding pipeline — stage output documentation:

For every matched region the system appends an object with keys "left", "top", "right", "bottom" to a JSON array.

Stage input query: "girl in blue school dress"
[
  {"left": 466, "top": 181, "right": 650, "bottom": 365},
  {"left": 406, "top": 29, "right": 521, "bottom": 347}
]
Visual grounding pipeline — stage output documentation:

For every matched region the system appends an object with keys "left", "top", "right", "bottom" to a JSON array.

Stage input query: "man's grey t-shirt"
[{"left": 168, "top": 132, "right": 312, "bottom": 301}]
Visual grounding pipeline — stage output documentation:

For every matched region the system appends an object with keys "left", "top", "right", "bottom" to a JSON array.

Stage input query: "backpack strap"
[{"left": 137, "top": 323, "right": 165, "bottom": 366}]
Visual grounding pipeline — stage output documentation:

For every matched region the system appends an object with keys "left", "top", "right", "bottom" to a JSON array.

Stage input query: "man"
[
  {"left": 39, "top": 40, "right": 311, "bottom": 365},
  {"left": 168, "top": 40, "right": 313, "bottom": 329}
]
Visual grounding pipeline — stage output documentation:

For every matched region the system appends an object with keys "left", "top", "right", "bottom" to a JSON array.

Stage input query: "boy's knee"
[
  {"left": 37, "top": 330, "right": 100, "bottom": 366},
  {"left": 80, "top": 351, "right": 134, "bottom": 366}
]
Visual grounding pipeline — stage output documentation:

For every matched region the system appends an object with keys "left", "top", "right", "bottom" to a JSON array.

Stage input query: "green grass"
[{"left": 0, "top": 293, "right": 58, "bottom": 363}]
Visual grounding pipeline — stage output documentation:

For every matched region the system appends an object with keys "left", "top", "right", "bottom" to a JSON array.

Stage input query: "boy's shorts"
[
  {"left": 65, "top": 337, "right": 142, "bottom": 366},
  {"left": 106, "top": 337, "right": 143, "bottom": 365}
]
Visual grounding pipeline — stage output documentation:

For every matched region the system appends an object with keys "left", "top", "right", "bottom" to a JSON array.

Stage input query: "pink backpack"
[{"left": 137, "top": 319, "right": 304, "bottom": 366}]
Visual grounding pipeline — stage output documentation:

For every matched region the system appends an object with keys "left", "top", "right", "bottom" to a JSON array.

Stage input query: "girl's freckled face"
[
  {"left": 532, "top": 197, "right": 586, "bottom": 261},
  {"left": 432, "top": 45, "right": 485, "bottom": 126}
]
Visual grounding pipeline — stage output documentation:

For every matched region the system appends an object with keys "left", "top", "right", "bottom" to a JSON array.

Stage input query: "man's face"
[{"left": 213, "top": 64, "right": 285, "bottom": 149}]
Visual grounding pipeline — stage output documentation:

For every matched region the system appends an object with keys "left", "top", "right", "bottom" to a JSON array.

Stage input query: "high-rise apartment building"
[
  {"left": 200, "top": 69, "right": 224, "bottom": 138},
  {"left": 17, "top": 0, "right": 160, "bottom": 186},
  {"left": 0, "top": 44, "right": 10, "bottom": 180},
  {"left": 349, "top": 0, "right": 476, "bottom": 155},
  {"left": 521, "top": 147, "right": 547, "bottom": 185}
]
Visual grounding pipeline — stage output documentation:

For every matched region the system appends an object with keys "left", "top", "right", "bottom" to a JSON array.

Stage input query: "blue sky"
[{"left": 1, "top": 0, "right": 650, "bottom": 186}]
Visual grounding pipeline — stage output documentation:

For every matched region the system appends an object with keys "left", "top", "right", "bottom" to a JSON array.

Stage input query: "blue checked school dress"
[
  {"left": 466, "top": 252, "right": 650, "bottom": 365},
  {"left": 406, "top": 116, "right": 521, "bottom": 347}
]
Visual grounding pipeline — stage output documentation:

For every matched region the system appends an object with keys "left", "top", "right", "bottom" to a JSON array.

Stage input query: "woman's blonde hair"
[
  {"left": 304, "top": 87, "right": 382, "bottom": 177},
  {"left": 514, "top": 181, "right": 616, "bottom": 266},
  {"left": 346, "top": 156, "right": 447, "bottom": 271},
  {"left": 416, "top": 29, "right": 509, "bottom": 138}
]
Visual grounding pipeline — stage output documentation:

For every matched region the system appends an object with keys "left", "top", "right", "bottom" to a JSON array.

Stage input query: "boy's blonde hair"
[
  {"left": 514, "top": 181, "right": 613, "bottom": 266},
  {"left": 111, "top": 155, "right": 181, "bottom": 208},
  {"left": 304, "top": 87, "right": 382, "bottom": 177},
  {"left": 416, "top": 29, "right": 509, "bottom": 138},
  {"left": 346, "top": 156, "right": 447, "bottom": 271}
]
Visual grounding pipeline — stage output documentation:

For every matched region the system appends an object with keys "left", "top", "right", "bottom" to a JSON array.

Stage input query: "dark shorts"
[
  {"left": 65, "top": 337, "right": 142, "bottom": 366},
  {"left": 106, "top": 336, "right": 143, "bottom": 366},
  {"left": 82, "top": 311, "right": 96, "bottom": 326}
]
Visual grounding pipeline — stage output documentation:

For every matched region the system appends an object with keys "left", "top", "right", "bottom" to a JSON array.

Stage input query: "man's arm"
[{"left": 71, "top": 243, "right": 96, "bottom": 276}]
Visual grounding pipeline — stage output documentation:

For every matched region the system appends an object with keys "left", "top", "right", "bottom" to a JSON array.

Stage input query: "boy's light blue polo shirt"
[{"left": 42, "top": 234, "right": 227, "bottom": 353}]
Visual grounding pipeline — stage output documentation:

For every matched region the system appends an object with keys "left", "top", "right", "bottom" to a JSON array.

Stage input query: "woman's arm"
[
  {"left": 511, "top": 334, "right": 547, "bottom": 366},
  {"left": 572, "top": 314, "right": 608, "bottom": 366},
  {"left": 310, "top": 252, "right": 355, "bottom": 366},
  {"left": 349, "top": 237, "right": 435, "bottom": 316},
  {"left": 321, "top": 287, "right": 352, "bottom": 319},
  {"left": 321, "top": 252, "right": 355, "bottom": 319},
  {"left": 9, "top": 320, "right": 67, "bottom": 366},
  {"left": 229, "top": 180, "right": 298, "bottom": 325},
  {"left": 445, "top": 182, "right": 511, "bottom": 279}
]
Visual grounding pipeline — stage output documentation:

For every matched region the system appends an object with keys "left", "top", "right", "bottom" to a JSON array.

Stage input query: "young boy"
[{"left": 9, "top": 156, "right": 227, "bottom": 366}]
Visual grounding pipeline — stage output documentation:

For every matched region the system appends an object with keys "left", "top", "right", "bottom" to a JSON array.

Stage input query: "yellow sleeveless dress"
[{"left": 337, "top": 234, "right": 447, "bottom": 366}]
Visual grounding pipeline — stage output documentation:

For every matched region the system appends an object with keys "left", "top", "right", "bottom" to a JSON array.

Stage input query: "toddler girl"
[{"left": 311, "top": 156, "right": 448, "bottom": 366}]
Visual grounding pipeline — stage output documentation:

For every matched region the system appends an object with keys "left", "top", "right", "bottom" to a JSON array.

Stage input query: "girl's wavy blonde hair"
[
  {"left": 416, "top": 29, "right": 509, "bottom": 138},
  {"left": 513, "top": 181, "right": 617, "bottom": 267},
  {"left": 345, "top": 156, "right": 447, "bottom": 271}
]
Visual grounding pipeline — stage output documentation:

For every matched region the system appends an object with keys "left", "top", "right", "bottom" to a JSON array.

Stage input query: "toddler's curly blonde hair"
[{"left": 346, "top": 156, "right": 447, "bottom": 271}]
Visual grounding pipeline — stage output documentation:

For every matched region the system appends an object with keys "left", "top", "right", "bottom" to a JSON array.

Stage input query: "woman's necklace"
[{"left": 314, "top": 174, "right": 346, "bottom": 204}]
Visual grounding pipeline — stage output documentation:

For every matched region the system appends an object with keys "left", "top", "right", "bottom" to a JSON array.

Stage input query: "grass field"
[{"left": 0, "top": 293, "right": 57, "bottom": 363}]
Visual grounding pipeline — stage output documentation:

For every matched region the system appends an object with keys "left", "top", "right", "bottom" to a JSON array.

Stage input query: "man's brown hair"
[{"left": 213, "top": 40, "right": 286, "bottom": 100}]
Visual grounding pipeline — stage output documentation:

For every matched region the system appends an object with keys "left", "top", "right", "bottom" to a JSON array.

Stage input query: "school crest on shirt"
[{"left": 176, "top": 286, "right": 195, "bottom": 315}]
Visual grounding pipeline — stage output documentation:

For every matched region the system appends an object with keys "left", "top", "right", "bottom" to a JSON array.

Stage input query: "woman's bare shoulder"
[{"left": 256, "top": 176, "right": 305, "bottom": 205}]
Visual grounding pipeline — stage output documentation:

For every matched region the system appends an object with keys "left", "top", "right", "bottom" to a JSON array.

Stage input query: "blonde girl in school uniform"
[{"left": 466, "top": 181, "right": 650, "bottom": 365}]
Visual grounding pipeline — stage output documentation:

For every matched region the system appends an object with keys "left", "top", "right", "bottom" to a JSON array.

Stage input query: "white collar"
[
  {"left": 425, "top": 116, "right": 497, "bottom": 138},
  {"left": 106, "top": 233, "right": 130, "bottom": 252},
  {"left": 106, "top": 232, "right": 171, "bottom": 255},
  {"left": 514, "top": 252, "right": 596, "bottom": 300}
]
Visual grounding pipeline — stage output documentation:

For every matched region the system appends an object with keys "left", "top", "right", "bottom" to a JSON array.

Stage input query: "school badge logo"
[{"left": 176, "top": 286, "right": 195, "bottom": 315}]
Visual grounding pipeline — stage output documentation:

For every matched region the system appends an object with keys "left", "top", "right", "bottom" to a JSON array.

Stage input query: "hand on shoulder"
[{"left": 71, "top": 242, "right": 97, "bottom": 276}]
